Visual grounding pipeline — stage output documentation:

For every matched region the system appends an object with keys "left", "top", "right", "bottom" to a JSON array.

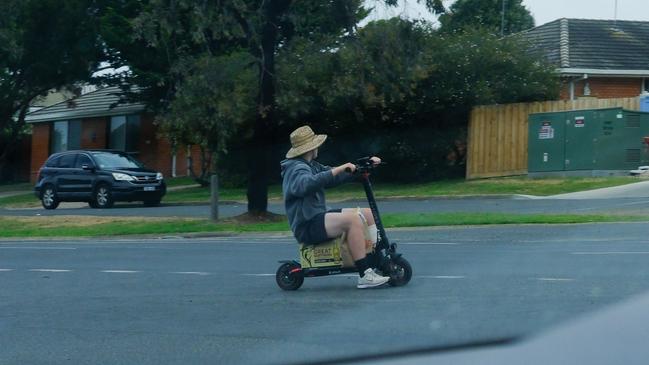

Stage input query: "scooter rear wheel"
[
  {"left": 388, "top": 257, "right": 412, "bottom": 287},
  {"left": 276, "top": 263, "right": 304, "bottom": 291}
]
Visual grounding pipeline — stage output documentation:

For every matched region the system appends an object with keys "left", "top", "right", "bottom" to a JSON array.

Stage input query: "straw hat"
[{"left": 286, "top": 126, "right": 327, "bottom": 159}]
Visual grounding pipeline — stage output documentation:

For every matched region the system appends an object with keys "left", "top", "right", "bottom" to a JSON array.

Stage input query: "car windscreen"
[{"left": 92, "top": 152, "right": 143, "bottom": 169}]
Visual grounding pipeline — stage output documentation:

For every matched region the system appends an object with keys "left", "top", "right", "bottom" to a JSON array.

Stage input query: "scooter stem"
[{"left": 361, "top": 173, "right": 390, "bottom": 248}]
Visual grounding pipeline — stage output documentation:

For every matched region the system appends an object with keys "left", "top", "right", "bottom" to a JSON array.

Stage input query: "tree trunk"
[
  {"left": 0, "top": 153, "right": 12, "bottom": 182},
  {"left": 246, "top": 0, "right": 288, "bottom": 215},
  {"left": 0, "top": 104, "right": 29, "bottom": 182}
]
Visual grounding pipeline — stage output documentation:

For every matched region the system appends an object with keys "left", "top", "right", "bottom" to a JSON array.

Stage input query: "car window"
[
  {"left": 57, "top": 154, "right": 77, "bottom": 168},
  {"left": 92, "top": 152, "right": 143, "bottom": 169},
  {"left": 45, "top": 155, "right": 61, "bottom": 167},
  {"left": 75, "top": 154, "right": 93, "bottom": 169}
]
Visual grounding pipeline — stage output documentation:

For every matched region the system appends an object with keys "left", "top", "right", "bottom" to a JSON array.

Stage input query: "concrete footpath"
[{"left": 547, "top": 180, "right": 649, "bottom": 200}]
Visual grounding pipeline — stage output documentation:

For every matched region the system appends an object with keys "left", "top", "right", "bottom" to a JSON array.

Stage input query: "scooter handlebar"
[{"left": 344, "top": 157, "right": 385, "bottom": 173}]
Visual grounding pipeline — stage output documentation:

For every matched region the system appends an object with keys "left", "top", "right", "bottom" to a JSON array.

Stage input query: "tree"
[
  {"left": 276, "top": 19, "right": 558, "bottom": 181},
  {"left": 439, "top": 0, "right": 535, "bottom": 36},
  {"left": 157, "top": 53, "right": 257, "bottom": 185},
  {"left": 0, "top": 0, "right": 103, "bottom": 180},
  {"left": 98, "top": 0, "right": 438, "bottom": 215}
]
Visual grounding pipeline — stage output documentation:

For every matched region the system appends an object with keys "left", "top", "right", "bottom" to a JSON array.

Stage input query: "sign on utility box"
[
  {"left": 641, "top": 95, "right": 649, "bottom": 112},
  {"left": 528, "top": 107, "right": 649, "bottom": 177}
]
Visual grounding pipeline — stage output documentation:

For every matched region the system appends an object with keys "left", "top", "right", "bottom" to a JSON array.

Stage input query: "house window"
[
  {"left": 109, "top": 115, "right": 140, "bottom": 153},
  {"left": 51, "top": 120, "right": 81, "bottom": 153},
  {"left": 643, "top": 78, "right": 649, "bottom": 93}
]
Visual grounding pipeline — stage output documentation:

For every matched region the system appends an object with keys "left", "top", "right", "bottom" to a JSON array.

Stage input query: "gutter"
[
  {"left": 24, "top": 104, "right": 146, "bottom": 123},
  {"left": 559, "top": 68, "right": 649, "bottom": 78}
]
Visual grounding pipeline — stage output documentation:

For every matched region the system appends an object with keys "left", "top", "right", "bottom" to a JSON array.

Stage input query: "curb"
[{"left": 3, "top": 221, "right": 649, "bottom": 242}]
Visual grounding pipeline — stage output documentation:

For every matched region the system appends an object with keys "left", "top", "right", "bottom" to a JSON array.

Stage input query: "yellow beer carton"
[{"left": 299, "top": 208, "right": 374, "bottom": 269}]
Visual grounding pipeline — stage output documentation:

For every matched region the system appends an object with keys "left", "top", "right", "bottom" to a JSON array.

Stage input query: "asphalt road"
[
  {"left": 3, "top": 196, "right": 649, "bottom": 218},
  {"left": 2, "top": 223, "right": 649, "bottom": 364}
]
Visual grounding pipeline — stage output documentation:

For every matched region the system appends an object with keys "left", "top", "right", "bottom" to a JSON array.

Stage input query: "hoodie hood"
[{"left": 280, "top": 158, "right": 307, "bottom": 178}]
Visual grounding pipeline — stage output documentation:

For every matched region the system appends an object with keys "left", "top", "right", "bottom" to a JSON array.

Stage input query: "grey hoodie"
[{"left": 280, "top": 158, "right": 354, "bottom": 241}]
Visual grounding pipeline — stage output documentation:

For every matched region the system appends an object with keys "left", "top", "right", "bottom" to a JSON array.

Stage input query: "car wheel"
[
  {"left": 143, "top": 198, "right": 161, "bottom": 207},
  {"left": 41, "top": 185, "right": 60, "bottom": 210},
  {"left": 93, "top": 184, "right": 114, "bottom": 208}
]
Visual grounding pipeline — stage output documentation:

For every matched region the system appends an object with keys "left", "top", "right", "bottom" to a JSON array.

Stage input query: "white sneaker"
[{"left": 357, "top": 268, "right": 390, "bottom": 289}]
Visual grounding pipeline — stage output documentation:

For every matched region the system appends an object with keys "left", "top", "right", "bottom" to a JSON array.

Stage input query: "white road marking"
[
  {"left": 571, "top": 251, "right": 649, "bottom": 255},
  {"left": 402, "top": 242, "right": 460, "bottom": 245},
  {"left": 536, "top": 277, "right": 574, "bottom": 282},
  {"left": 171, "top": 271, "right": 211, "bottom": 276},
  {"left": 0, "top": 269, "right": 14, "bottom": 272},
  {"left": 523, "top": 238, "right": 647, "bottom": 243},
  {"left": 0, "top": 247, "right": 76, "bottom": 250},
  {"left": 29, "top": 269, "right": 71, "bottom": 272},
  {"left": 100, "top": 270, "right": 140, "bottom": 273},
  {"left": 242, "top": 274, "right": 275, "bottom": 277}
]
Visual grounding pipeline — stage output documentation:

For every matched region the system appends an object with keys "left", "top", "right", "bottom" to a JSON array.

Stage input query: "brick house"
[
  {"left": 524, "top": 18, "right": 649, "bottom": 100},
  {"left": 26, "top": 86, "right": 201, "bottom": 182}
]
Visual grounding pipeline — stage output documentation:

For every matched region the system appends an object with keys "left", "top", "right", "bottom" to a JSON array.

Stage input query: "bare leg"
[
  {"left": 341, "top": 208, "right": 374, "bottom": 226},
  {"left": 324, "top": 212, "right": 366, "bottom": 261}
]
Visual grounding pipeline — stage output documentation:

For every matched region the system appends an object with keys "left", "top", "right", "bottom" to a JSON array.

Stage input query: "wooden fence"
[{"left": 466, "top": 97, "right": 641, "bottom": 179}]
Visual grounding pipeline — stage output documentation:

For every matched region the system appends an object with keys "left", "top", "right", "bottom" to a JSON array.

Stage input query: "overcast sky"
[{"left": 364, "top": 0, "right": 649, "bottom": 27}]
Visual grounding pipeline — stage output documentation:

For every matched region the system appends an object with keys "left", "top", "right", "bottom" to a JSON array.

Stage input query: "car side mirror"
[{"left": 82, "top": 164, "right": 94, "bottom": 171}]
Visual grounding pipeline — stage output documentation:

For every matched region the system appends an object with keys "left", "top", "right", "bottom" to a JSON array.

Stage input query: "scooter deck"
[{"left": 302, "top": 266, "right": 358, "bottom": 277}]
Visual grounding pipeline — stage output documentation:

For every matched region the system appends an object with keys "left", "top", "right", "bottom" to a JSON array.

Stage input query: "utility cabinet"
[{"left": 528, "top": 108, "right": 649, "bottom": 176}]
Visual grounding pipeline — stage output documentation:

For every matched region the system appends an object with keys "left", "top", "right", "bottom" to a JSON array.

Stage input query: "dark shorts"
[{"left": 296, "top": 209, "right": 342, "bottom": 245}]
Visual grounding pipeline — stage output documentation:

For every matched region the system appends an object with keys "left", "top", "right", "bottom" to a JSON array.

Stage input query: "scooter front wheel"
[
  {"left": 276, "top": 263, "right": 304, "bottom": 291},
  {"left": 388, "top": 257, "right": 412, "bottom": 287}
]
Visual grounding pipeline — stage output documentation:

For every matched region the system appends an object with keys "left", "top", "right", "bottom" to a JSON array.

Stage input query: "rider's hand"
[
  {"left": 370, "top": 156, "right": 381, "bottom": 165},
  {"left": 334, "top": 162, "right": 356, "bottom": 175}
]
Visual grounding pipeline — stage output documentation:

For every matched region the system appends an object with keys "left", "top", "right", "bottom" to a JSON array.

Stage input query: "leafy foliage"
[
  {"left": 0, "top": 0, "right": 103, "bottom": 180},
  {"left": 275, "top": 19, "right": 557, "bottom": 181},
  {"left": 439, "top": 0, "right": 535, "bottom": 35}
]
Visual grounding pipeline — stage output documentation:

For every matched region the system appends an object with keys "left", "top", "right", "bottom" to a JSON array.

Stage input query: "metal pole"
[{"left": 210, "top": 174, "right": 219, "bottom": 221}]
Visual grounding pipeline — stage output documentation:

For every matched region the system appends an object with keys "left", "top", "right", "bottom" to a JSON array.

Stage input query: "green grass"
[
  {"left": 381, "top": 212, "right": 649, "bottom": 227},
  {"left": 165, "top": 176, "right": 199, "bottom": 188},
  {"left": 0, "top": 182, "right": 32, "bottom": 193},
  {"left": 1, "top": 212, "right": 648, "bottom": 238},
  {"left": 163, "top": 185, "right": 282, "bottom": 203},
  {"left": 163, "top": 176, "right": 639, "bottom": 204},
  {"left": 0, "top": 193, "right": 40, "bottom": 208}
]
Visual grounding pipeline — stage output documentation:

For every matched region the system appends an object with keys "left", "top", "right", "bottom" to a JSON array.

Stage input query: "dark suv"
[{"left": 34, "top": 150, "right": 166, "bottom": 209}]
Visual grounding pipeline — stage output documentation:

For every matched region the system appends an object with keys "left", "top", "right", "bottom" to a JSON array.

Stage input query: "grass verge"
[
  {"left": 0, "top": 182, "right": 32, "bottom": 193},
  {"left": 1, "top": 213, "right": 648, "bottom": 238},
  {"left": 0, "top": 193, "right": 40, "bottom": 208},
  {"left": 163, "top": 176, "right": 640, "bottom": 204}
]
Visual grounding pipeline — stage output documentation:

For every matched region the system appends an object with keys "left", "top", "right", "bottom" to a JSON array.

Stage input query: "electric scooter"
[{"left": 276, "top": 157, "right": 412, "bottom": 290}]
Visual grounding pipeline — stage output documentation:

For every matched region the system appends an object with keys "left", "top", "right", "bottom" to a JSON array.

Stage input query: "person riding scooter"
[{"left": 280, "top": 125, "right": 390, "bottom": 289}]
